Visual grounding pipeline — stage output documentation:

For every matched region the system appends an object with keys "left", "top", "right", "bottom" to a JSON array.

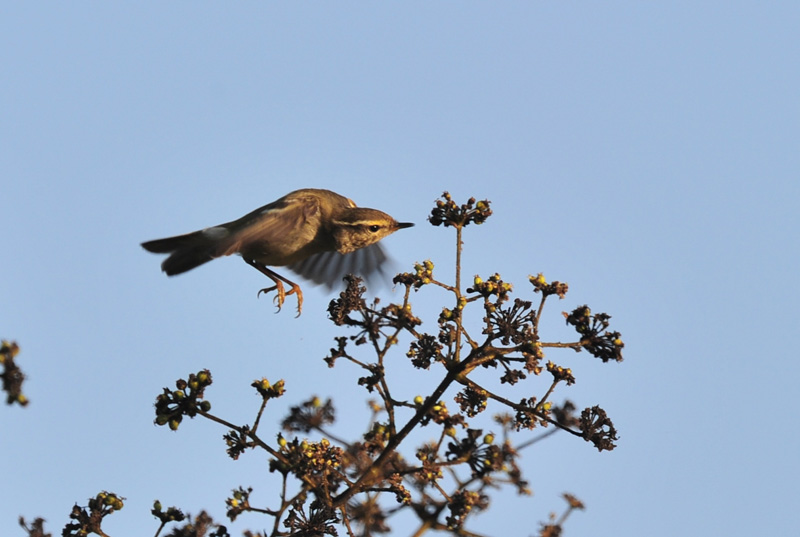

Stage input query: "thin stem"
[
  {"left": 340, "top": 504, "right": 356, "bottom": 537},
  {"left": 251, "top": 398, "right": 269, "bottom": 434},
  {"left": 432, "top": 480, "right": 452, "bottom": 502},
  {"left": 515, "top": 427, "right": 560, "bottom": 451},
  {"left": 539, "top": 379, "right": 560, "bottom": 406},
  {"left": 534, "top": 293, "right": 548, "bottom": 332},
  {"left": 541, "top": 341, "right": 585, "bottom": 349},
  {"left": 410, "top": 519, "right": 435, "bottom": 537},
  {"left": 314, "top": 425, "right": 350, "bottom": 448},
  {"left": 455, "top": 226, "right": 463, "bottom": 295},
  {"left": 454, "top": 226, "right": 463, "bottom": 363}
]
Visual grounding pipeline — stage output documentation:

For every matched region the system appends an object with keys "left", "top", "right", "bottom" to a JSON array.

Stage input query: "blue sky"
[{"left": 2, "top": 3, "right": 799, "bottom": 536}]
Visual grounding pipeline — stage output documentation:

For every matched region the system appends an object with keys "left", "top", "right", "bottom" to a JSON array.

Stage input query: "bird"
[{"left": 141, "top": 188, "right": 414, "bottom": 315}]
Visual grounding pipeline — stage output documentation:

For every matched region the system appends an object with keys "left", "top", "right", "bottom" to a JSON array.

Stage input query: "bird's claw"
[{"left": 257, "top": 282, "right": 303, "bottom": 316}]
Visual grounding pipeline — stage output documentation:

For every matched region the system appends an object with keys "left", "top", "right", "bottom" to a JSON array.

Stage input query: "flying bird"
[{"left": 141, "top": 188, "right": 413, "bottom": 314}]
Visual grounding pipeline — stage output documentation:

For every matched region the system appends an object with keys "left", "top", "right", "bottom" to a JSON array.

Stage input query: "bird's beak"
[{"left": 396, "top": 222, "right": 415, "bottom": 230}]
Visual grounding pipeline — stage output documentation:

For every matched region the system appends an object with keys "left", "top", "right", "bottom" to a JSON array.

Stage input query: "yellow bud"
[
  {"left": 483, "top": 433, "right": 494, "bottom": 444},
  {"left": 414, "top": 395, "right": 424, "bottom": 405}
]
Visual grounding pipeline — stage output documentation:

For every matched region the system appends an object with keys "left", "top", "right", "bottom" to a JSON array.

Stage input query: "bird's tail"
[{"left": 141, "top": 231, "right": 218, "bottom": 276}]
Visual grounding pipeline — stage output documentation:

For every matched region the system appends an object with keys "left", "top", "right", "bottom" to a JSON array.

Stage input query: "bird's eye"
[{"left": 369, "top": 225, "right": 380, "bottom": 233}]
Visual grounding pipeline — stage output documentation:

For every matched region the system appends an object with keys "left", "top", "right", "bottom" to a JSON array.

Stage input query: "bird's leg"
[{"left": 244, "top": 259, "right": 304, "bottom": 316}]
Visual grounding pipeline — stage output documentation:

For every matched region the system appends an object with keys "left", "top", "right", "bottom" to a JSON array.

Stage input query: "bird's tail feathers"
[
  {"left": 141, "top": 231, "right": 218, "bottom": 276},
  {"left": 141, "top": 232, "right": 199, "bottom": 253}
]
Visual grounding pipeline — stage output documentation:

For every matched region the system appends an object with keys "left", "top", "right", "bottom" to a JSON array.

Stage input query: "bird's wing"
[
  {"left": 287, "top": 243, "right": 393, "bottom": 290},
  {"left": 215, "top": 193, "right": 322, "bottom": 258}
]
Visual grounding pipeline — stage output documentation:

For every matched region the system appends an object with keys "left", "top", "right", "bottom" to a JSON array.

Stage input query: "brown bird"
[{"left": 141, "top": 188, "right": 414, "bottom": 315}]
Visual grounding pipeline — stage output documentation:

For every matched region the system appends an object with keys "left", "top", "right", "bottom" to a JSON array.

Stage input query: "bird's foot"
[{"left": 257, "top": 282, "right": 303, "bottom": 316}]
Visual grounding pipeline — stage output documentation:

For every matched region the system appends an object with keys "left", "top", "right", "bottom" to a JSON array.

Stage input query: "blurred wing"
[{"left": 288, "top": 243, "right": 393, "bottom": 290}]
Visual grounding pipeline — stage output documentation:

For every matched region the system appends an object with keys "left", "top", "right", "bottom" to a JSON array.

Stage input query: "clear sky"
[{"left": 3, "top": 3, "right": 799, "bottom": 536}]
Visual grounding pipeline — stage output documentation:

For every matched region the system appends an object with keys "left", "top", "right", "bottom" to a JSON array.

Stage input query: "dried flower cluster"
[{"left": 1, "top": 339, "right": 27, "bottom": 406}]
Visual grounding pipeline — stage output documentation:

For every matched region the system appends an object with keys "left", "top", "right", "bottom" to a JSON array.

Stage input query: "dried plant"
[
  {"left": 1, "top": 340, "right": 27, "bottom": 406},
  {"left": 21, "top": 194, "right": 625, "bottom": 537}
]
